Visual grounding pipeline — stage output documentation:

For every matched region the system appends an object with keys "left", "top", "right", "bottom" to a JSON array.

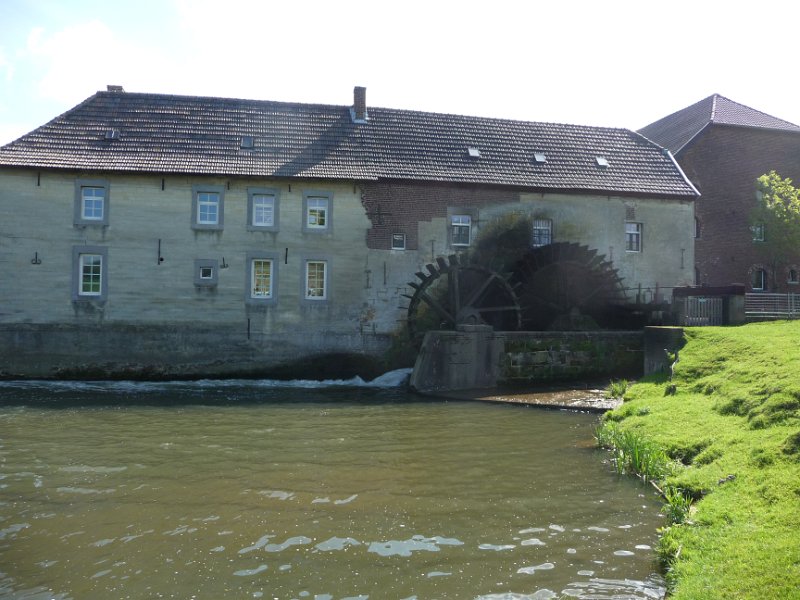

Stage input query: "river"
[{"left": 0, "top": 372, "right": 665, "bottom": 599}]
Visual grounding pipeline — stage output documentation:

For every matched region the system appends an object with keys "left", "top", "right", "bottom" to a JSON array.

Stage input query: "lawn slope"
[{"left": 599, "top": 321, "right": 800, "bottom": 599}]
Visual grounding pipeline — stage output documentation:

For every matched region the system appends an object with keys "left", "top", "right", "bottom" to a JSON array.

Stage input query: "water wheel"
[
  {"left": 510, "top": 242, "right": 628, "bottom": 330},
  {"left": 404, "top": 254, "right": 522, "bottom": 339}
]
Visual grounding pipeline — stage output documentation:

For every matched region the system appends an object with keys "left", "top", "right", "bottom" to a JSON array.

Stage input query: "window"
[
  {"left": 247, "top": 188, "right": 280, "bottom": 231},
  {"left": 789, "top": 269, "right": 798, "bottom": 285},
  {"left": 391, "top": 233, "right": 406, "bottom": 250},
  {"left": 625, "top": 222, "right": 642, "bottom": 252},
  {"left": 752, "top": 268, "right": 767, "bottom": 291},
  {"left": 192, "top": 185, "right": 225, "bottom": 230},
  {"left": 198, "top": 193, "right": 219, "bottom": 224},
  {"left": 80, "top": 254, "right": 103, "bottom": 295},
  {"left": 695, "top": 217, "right": 701, "bottom": 239},
  {"left": 532, "top": 219, "right": 552, "bottom": 247},
  {"left": 305, "top": 260, "right": 328, "bottom": 300},
  {"left": 303, "top": 191, "right": 333, "bottom": 232},
  {"left": 251, "top": 259, "right": 273, "bottom": 298},
  {"left": 194, "top": 259, "right": 219, "bottom": 287},
  {"left": 451, "top": 215, "right": 471, "bottom": 246},
  {"left": 72, "top": 245, "right": 108, "bottom": 302},
  {"left": 74, "top": 179, "right": 109, "bottom": 226},
  {"left": 751, "top": 222, "right": 765, "bottom": 242}
]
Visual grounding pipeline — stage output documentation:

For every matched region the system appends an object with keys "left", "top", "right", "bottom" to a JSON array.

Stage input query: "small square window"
[
  {"left": 194, "top": 259, "right": 219, "bottom": 288},
  {"left": 625, "top": 222, "right": 642, "bottom": 252},
  {"left": 451, "top": 215, "right": 471, "bottom": 247},
  {"left": 391, "top": 233, "right": 406, "bottom": 250}
]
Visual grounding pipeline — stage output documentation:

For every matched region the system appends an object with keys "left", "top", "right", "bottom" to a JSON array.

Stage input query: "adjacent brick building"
[{"left": 640, "top": 94, "right": 800, "bottom": 292}]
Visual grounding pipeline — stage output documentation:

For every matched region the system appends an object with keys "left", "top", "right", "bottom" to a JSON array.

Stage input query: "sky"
[{"left": 2, "top": 0, "right": 800, "bottom": 146}]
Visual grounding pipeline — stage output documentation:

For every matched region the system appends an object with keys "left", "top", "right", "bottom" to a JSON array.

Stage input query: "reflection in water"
[{"left": 0, "top": 376, "right": 665, "bottom": 599}]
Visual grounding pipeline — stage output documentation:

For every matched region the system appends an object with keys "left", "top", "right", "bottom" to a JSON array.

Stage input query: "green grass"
[{"left": 597, "top": 321, "right": 800, "bottom": 599}]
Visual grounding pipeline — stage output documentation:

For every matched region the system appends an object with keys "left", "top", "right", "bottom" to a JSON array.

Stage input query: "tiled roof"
[
  {"left": 639, "top": 94, "right": 800, "bottom": 155},
  {"left": 0, "top": 90, "right": 698, "bottom": 198}
]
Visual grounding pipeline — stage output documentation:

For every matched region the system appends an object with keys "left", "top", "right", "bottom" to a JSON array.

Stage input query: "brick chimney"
[
  {"left": 352, "top": 86, "right": 368, "bottom": 122},
  {"left": 107, "top": 85, "right": 125, "bottom": 93}
]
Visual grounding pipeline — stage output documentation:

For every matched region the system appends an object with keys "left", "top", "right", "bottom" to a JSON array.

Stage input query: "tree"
[{"left": 752, "top": 171, "right": 800, "bottom": 290}]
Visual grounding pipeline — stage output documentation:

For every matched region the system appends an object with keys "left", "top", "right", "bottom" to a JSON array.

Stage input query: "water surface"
[{"left": 0, "top": 377, "right": 665, "bottom": 599}]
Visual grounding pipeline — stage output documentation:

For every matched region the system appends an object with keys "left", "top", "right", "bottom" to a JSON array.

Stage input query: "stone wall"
[{"left": 410, "top": 328, "right": 643, "bottom": 393}]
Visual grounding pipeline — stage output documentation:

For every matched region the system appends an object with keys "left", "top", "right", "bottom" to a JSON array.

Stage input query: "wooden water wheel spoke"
[{"left": 406, "top": 256, "right": 521, "bottom": 339}]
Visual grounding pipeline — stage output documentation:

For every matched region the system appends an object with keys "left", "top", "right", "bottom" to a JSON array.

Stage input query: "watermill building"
[{"left": 0, "top": 86, "right": 698, "bottom": 378}]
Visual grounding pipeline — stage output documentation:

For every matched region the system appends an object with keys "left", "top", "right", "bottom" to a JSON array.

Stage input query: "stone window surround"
[
  {"left": 194, "top": 258, "right": 219, "bottom": 287},
  {"left": 247, "top": 187, "right": 280, "bottom": 232},
  {"left": 245, "top": 251, "right": 279, "bottom": 305},
  {"left": 74, "top": 179, "right": 110, "bottom": 227},
  {"left": 301, "top": 255, "right": 331, "bottom": 304},
  {"left": 302, "top": 190, "right": 333, "bottom": 233},
  {"left": 71, "top": 245, "right": 108, "bottom": 303},
  {"left": 191, "top": 185, "right": 225, "bottom": 231}
]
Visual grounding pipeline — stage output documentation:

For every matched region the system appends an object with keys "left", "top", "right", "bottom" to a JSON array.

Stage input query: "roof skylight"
[
  {"left": 467, "top": 147, "right": 481, "bottom": 158},
  {"left": 533, "top": 152, "right": 547, "bottom": 163},
  {"left": 596, "top": 156, "right": 609, "bottom": 168},
  {"left": 241, "top": 136, "right": 254, "bottom": 149}
]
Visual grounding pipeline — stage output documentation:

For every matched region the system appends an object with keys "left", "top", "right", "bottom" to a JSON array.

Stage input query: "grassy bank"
[{"left": 597, "top": 321, "right": 800, "bottom": 599}]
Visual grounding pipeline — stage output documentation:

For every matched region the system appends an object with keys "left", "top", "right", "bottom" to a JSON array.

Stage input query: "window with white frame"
[
  {"left": 625, "top": 222, "right": 642, "bottom": 252},
  {"left": 752, "top": 268, "right": 767, "bottom": 291},
  {"left": 391, "top": 233, "right": 406, "bottom": 250},
  {"left": 532, "top": 219, "right": 552, "bottom": 247},
  {"left": 451, "top": 215, "right": 471, "bottom": 246},
  {"left": 247, "top": 188, "right": 279, "bottom": 231},
  {"left": 79, "top": 254, "right": 103, "bottom": 296},
  {"left": 74, "top": 179, "right": 109, "bottom": 226},
  {"left": 81, "top": 187, "right": 105, "bottom": 221},
  {"left": 306, "top": 197, "right": 328, "bottom": 229},
  {"left": 250, "top": 259, "right": 273, "bottom": 298},
  {"left": 197, "top": 192, "right": 220, "bottom": 225},
  {"left": 751, "top": 222, "right": 765, "bottom": 242},
  {"left": 192, "top": 185, "right": 225, "bottom": 230},
  {"left": 305, "top": 260, "right": 327, "bottom": 299},
  {"left": 72, "top": 245, "right": 108, "bottom": 302}
]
